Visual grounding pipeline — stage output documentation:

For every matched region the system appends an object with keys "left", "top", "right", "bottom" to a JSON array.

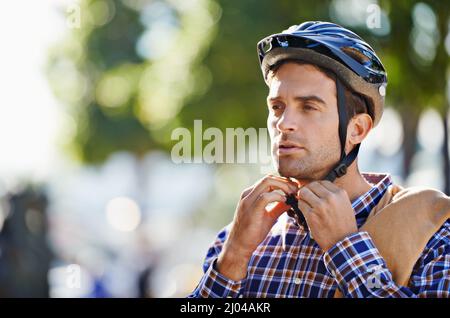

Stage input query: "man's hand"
[
  {"left": 297, "top": 180, "right": 357, "bottom": 252},
  {"left": 217, "top": 175, "right": 297, "bottom": 281}
]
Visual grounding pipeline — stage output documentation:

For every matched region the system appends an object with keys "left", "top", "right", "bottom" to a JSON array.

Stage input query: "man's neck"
[{"left": 333, "top": 167, "right": 373, "bottom": 202}]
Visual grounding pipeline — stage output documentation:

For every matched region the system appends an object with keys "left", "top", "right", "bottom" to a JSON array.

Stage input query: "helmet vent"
[{"left": 341, "top": 46, "right": 370, "bottom": 64}]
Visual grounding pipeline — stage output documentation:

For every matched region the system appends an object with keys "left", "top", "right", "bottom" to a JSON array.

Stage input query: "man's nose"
[{"left": 276, "top": 108, "right": 298, "bottom": 133}]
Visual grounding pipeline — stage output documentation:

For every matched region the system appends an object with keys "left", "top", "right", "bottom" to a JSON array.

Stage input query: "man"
[{"left": 189, "top": 21, "right": 450, "bottom": 297}]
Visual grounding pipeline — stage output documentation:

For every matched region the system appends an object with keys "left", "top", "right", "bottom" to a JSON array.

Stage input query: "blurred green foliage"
[
  {"left": 47, "top": 0, "right": 220, "bottom": 162},
  {"left": 47, "top": 0, "right": 450, "bottom": 185}
]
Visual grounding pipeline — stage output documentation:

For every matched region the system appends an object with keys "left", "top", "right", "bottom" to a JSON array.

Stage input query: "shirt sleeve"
[
  {"left": 187, "top": 225, "right": 248, "bottom": 298},
  {"left": 323, "top": 223, "right": 450, "bottom": 298}
]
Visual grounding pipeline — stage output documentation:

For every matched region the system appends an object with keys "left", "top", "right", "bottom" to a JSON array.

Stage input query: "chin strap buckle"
[{"left": 334, "top": 163, "right": 347, "bottom": 178}]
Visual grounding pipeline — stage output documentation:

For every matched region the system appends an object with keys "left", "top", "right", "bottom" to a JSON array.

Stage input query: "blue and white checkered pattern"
[{"left": 189, "top": 173, "right": 450, "bottom": 298}]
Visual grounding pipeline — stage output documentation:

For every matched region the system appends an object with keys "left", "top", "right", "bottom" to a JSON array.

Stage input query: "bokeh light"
[{"left": 106, "top": 196, "right": 141, "bottom": 232}]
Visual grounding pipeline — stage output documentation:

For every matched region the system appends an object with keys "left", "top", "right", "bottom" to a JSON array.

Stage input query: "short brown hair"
[{"left": 267, "top": 59, "right": 368, "bottom": 120}]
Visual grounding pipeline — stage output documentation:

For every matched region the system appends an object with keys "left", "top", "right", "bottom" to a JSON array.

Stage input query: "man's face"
[{"left": 267, "top": 62, "right": 341, "bottom": 181}]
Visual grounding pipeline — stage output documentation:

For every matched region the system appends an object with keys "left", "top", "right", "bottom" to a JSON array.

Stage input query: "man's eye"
[
  {"left": 303, "top": 105, "right": 317, "bottom": 111},
  {"left": 271, "top": 105, "right": 281, "bottom": 110}
]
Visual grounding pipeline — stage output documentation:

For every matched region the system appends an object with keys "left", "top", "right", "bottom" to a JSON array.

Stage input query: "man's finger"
[
  {"left": 246, "top": 175, "right": 297, "bottom": 204},
  {"left": 266, "top": 201, "right": 291, "bottom": 218},
  {"left": 307, "top": 181, "right": 332, "bottom": 199},
  {"left": 240, "top": 186, "right": 254, "bottom": 200},
  {"left": 298, "top": 186, "right": 322, "bottom": 207},
  {"left": 297, "top": 195, "right": 312, "bottom": 210},
  {"left": 254, "top": 192, "right": 287, "bottom": 213},
  {"left": 319, "top": 180, "right": 341, "bottom": 193}
]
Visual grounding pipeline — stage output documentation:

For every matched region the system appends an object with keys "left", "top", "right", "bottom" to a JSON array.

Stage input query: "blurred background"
[{"left": 0, "top": 0, "right": 449, "bottom": 297}]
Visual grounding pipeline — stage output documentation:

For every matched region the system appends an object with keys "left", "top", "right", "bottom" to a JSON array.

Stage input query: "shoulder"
[
  {"left": 392, "top": 185, "right": 449, "bottom": 204},
  {"left": 391, "top": 185, "right": 450, "bottom": 222}
]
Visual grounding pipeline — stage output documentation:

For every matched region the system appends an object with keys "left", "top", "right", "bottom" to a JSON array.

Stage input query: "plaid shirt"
[{"left": 189, "top": 173, "right": 450, "bottom": 298}]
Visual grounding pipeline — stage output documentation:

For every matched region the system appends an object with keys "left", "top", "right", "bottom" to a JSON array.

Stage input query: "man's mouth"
[{"left": 277, "top": 142, "right": 304, "bottom": 155}]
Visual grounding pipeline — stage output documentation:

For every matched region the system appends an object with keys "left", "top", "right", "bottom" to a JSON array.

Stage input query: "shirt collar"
[{"left": 352, "top": 172, "right": 393, "bottom": 226}]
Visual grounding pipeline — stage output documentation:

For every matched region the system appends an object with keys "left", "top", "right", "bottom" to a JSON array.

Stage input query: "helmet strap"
[{"left": 324, "top": 78, "right": 360, "bottom": 182}]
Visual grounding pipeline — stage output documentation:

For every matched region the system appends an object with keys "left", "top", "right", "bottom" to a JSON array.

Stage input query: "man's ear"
[{"left": 346, "top": 113, "right": 373, "bottom": 151}]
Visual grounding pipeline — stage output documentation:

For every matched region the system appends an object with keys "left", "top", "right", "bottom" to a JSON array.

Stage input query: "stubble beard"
[{"left": 273, "top": 145, "right": 341, "bottom": 181}]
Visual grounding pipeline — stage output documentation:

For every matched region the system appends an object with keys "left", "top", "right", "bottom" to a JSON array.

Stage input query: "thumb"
[{"left": 266, "top": 201, "right": 291, "bottom": 218}]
